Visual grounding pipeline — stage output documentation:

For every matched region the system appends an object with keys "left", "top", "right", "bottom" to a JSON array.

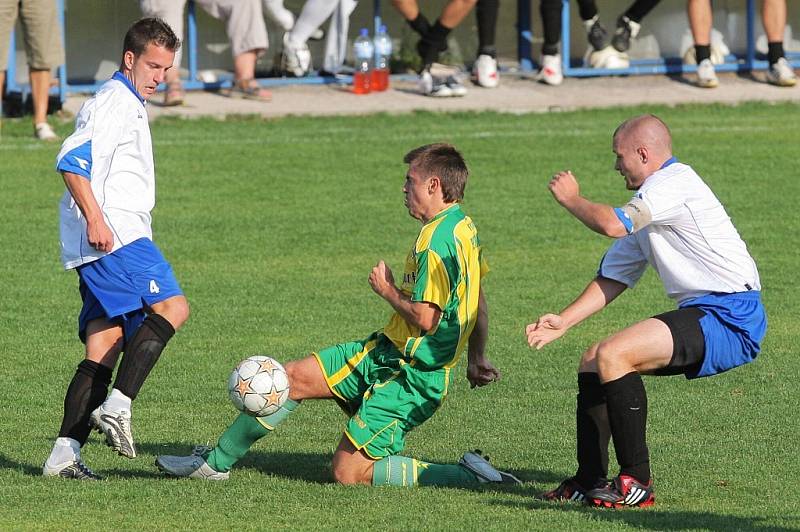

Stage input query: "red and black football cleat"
[
  {"left": 587, "top": 474, "right": 655, "bottom": 508},
  {"left": 537, "top": 477, "right": 594, "bottom": 502}
]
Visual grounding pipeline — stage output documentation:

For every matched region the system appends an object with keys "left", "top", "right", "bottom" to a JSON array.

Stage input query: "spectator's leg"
[
  {"left": 540, "top": 0, "right": 561, "bottom": 57},
  {"left": 762, "top": 0, "right": 786, "bottom": 63},
  {"left": 476, "top": 0, "right": 498, "bottom": 57},
  {"left": 575, "top": 0, "right": 598, "bottom": 22},
  {"left": 140, "top": 0, "right": 187, "bottom": 103},
  {"left": 688, "top": 0, "right": 712, "bottom": 50},
  {"left": 289, "top": 0, "right": 338, "bottom": 45},
  {"left": 624, "top": 0, "right": 661, "bottom": 23},
  {"left": 29, "top": 68, "right": 50, "bottom": 125}
]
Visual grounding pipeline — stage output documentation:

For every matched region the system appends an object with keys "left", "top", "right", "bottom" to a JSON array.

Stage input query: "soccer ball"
[{"left": 228, "top": 356, "right": 290, "bottom": 417}]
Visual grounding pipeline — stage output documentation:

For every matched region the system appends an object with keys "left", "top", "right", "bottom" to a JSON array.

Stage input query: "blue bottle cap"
[
  {"left": 360, "top": 28, "right": 369, "bottom": 37},
  {"left": 379, "top": 25, "right": 387, "bottom": 33}
]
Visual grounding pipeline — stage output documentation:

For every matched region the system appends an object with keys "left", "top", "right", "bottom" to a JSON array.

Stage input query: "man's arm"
[
  {"left": 368, "top": 260, "right": 441, "bottom": 331},
  {"left": 549, "top": 170, "right": 628, "bottom": 238},
  {"left": 466, "top": 287, "right": 500, "bottom": 388},
  {"left": 61, "top": 171, "right": 114, "bottom": 252},
  {"left": 526, "top": 276, "right": 627, "bottom": 350}
]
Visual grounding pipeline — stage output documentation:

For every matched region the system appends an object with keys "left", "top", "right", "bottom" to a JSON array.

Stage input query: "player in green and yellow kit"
[{"left": 156, "top": 143, "right": 519, "bottom": 486}]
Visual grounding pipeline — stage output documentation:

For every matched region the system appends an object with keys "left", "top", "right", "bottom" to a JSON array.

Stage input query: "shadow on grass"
[
  {"left": 491, "top": 498, "right": 800, "bottom": 531},
  {"left": 0, "top": 452, "right": 43, "bottom": 476}
]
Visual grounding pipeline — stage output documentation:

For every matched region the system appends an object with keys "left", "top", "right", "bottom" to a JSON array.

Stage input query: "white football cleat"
[
  {"left": 696, "top": 58, "right": 719, "bottom": 88},
  {"left": 34, "top": 122, "right": 58, "bottom": 141},
  {"left": 90, "top": 404, "right": 136, "bottom": 458},
  {"left": 418, "top": 69, "right": 455, "bottom": 97},
  {"left": 537, "top": 54, "right": 563, "bottom": 86},
  {"left": 459, "top": 450, "right": 521, "bottom": 484},
  {"left": 281, "top": 33, "right": 312, "bottom": 77},
  {"left": 471, "top": 54, "right": 499, "bottom": 88},
  {"left": 42, "top": 458, "right": 102, "bottom": 480},
  {"left": 156, "top": 445, "right": 230, "bottom": 480},
  {"left": 445, "top": 75, "right": 468, "bottom": 97},
  {"left": 766, "top": 57, "right": 797, "bottom": 87}
]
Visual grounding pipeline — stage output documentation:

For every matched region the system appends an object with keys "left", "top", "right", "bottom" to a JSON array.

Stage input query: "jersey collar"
[
  {"left": 112, "top": 71, "right": 146, "bottom": 104},
  {"left": 428, "top": 203, "right": 461, "bottom": 224},
  {"left": 660, "top": 156, "right": 678, "bottom": 169}
]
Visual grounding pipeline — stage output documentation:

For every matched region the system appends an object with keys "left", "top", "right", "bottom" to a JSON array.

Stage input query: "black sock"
[
  {"left": 113, "top": 314, "right": 175, "bottom": 400},
  {"left": 575, "top": 372, "right": 610, "bottom": 489},
  {"left": 768, "top": 42, "right": 785, "bottom": 65},
  {"left": 417, "top": 20, "right": 451, "bottom": 67},
  {"left": 695, "top": 44, "right": 711, "bottom": 63},
  {"left": 575, "top": 0, "right": 598, "bottom": 22},
  {"left": 476, "top": 0, "right": 498, "bottom": 57},
  {"left": 540, "top": 0, "right": 562, "bottom": 56},
  {"left": 407, "top": 13, "right": 431, "bottom": 37},
  {"left": 58, "top": 360, "right": 113, "bottom": 445},
  {"left": 624, "top": 0, "right": 660, "bottom": 23},
  {"left": 604, "top": 371, "right": 650, "bottom": 484}
]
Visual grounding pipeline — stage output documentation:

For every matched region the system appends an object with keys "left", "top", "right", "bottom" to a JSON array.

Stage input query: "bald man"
[{"left": 527, "top": 114, "right": 766, "bottom": 508}]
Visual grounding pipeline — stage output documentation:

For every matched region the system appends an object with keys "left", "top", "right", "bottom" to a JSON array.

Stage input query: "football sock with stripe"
[
  {"left": 206, "top": 399, "right": 300, "bottom": 473},
  {"left": 58, "top": 359, "right": 113, "bottom": 445},
  {"left": 575, "top": 372, "right": 610, "bottom": 489},
  {"left": 113, "top": 314, "right": 175, "bottom": 400},
  {"left": 603, "top": 371, "right": 650, "bottom": 484},
  {"left": 372, "top": 455, "right": 479, "bottom": 487}
]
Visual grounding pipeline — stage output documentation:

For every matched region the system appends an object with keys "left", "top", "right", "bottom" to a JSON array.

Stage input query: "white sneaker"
[
  {"left": 766, "top": 57, "right": 797, "bottom": 87},
  {"left": 696, "top": 58, "right": 719, "bottom": 88},
  {"left": 42, "top": 458, "right": 102, "bottom": 480},
  {"left": 471, "top": 54, "right": 499, "bottom": 88},
  {"left": 281, "top": 33, "right": 312, "bottom": 77},
  {"left": 418, "top": 70, "right": 453, "bottom": 97},
  {"left": 34, "top": 122, "right": 58, "bottom": 141},
  {"left": 459, "top": 450, "right": 521, "bottom": 484},
  {"left": 445, "top": 75, "right": 468, "bottom": 97},
  {"left": 156, "top": 445, "right": 230, "bottom": 480},
  {"left": 537, "top": 54, "right": 563, "bottom": 86},
  {"left": 90, "top": 404, "right": 136, "bottom": 458}
]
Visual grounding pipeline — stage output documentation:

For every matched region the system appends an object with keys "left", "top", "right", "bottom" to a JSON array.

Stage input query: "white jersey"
[
  {"left": 56, "top": 72, "right": 154, "bottom": 270},
  {"left": 600, "top": 161, "right": 761, "bottom": 304}
]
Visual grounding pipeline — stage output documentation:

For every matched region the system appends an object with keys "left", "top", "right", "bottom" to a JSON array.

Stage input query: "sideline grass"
[{"left": 1, "top": 103, "right": 798, "bottom": 530}]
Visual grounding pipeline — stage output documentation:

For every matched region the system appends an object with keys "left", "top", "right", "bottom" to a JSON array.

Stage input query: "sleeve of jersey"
[
  {"left": 597, "top": 236, "right": 648, "bottom": 287},
  {"left": 411, "top": 249, "right": 450, "bottom": 312}
]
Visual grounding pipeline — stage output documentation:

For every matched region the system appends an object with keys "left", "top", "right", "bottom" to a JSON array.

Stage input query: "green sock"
[
  {"left": 372, "top": 455, "right": 479, "bottom": 487},
  {"left": 206, "top": 399, "right": 299, "bottom": 473}
]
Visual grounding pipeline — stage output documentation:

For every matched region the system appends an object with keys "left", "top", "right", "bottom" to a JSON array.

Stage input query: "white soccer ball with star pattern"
[{"left": 228, "top": 356, "right": 290, "bottom": 417}]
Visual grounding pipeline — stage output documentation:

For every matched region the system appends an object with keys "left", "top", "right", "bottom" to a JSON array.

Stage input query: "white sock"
[
  {"left": 46, "top": 437, "right": 80, "bottom": 466},
  {"left": 289, "top": 0, "right": 338, "bottom": 45},
  {"left": 104, "top": 388, "right": 132, "bottom": 413}
]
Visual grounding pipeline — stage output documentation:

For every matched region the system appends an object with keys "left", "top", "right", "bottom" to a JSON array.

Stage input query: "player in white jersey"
[
  {"left": 526, "top": 114, "right": 766, "bottom": 508},
  {"left": 43, "top": 18, "right": 190, "bottom": 480}
]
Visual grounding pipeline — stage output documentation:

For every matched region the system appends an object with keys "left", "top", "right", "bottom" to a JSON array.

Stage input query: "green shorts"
[{"left": 313, "top": 331, "right": 451, "bottom": 459}]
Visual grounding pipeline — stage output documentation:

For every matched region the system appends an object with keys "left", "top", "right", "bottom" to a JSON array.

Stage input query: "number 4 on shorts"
[{"left": 149, "top": 279, "right": 160, "bottom": 294}]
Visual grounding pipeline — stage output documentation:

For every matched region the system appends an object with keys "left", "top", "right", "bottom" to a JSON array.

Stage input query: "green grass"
[{"left": 1, "top": 103, "right": 799, "bottom": 531}]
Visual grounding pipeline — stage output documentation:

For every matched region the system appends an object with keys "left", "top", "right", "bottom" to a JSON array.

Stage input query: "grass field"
[{"left": 1, "top": 103, "right": 798, "bottom": 531}]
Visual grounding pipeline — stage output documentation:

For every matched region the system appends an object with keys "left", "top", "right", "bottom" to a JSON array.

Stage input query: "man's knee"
[
  {"left": 331, "top": 455, "right": 372, "bottom": 485},
  {"left": 579, "top": 343, "right": 601, "bottom": 372},
  {"left": 153, "top": 296, "right": 190, "bottom": 330}
]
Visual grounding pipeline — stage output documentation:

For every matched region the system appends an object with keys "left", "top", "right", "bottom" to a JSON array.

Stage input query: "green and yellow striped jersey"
[{"left": 383, "top": 204, "right": 488, "bottom": 370}]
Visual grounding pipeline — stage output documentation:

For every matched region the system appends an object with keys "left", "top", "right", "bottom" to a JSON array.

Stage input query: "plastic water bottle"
[
  {"left": 372, "top": 25, "right": 392, "bottom": 91},
  {"left": 352, "top": 28, "right": 373, "bottom": 94}
]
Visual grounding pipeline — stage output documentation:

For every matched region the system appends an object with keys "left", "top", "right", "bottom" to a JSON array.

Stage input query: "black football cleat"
[{"left": 587, "top": 474, "right": 654, "bottom": 508}]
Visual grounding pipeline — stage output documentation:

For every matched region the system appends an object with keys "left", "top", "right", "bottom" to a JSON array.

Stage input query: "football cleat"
[
  {"left": 587, "top": 474, "right": 655, "bottom": 508},
  {"left": 537, "top": 477, "right": 597, "bottom": 502},
  {"left": 696, "top": 58, "right": 719, "bottom": 88},
  {"left": 445, "top": 75, "right": 468, "bottom": 97},
  {"left": 90, "top": 404, "right": 136, "bottom": 458},
  {"left": 155, "top": 445, "right": 230, "bottom": 481},
  {"left": 42, "top": 458, "right": 102, "bottom": 480},
  {"left": 766, "top": 57, "right": 797, "bottom": 87},
  {"left": 280, "top": 33, "right": 312, "bottom": 77},
  {"left": 537, "top": 54, "right": 563, "bottom": 86},
  {"left": 471, "top": 54, "right": 499, "bottom": 88},
  {"left": 418, "top": 69, "right": 454, "bottom": 97},
  {"left": 584, "top": 15, "right": 609, "bottom": 51},
  {"left": 611, "top": 15, "right": 640, "bottom": 53},
  {"left": 459, "top": 450, "right": 521, "bottom": 484}
]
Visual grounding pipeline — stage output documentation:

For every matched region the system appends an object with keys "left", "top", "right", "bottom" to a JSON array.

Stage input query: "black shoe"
[
  {"left": 611, "top": 16, "right": 640, "bottom": 53},
  {"left": 43, "top": 458, "right": 102, "bottom": 480},
  {"left": 587, "top": 474, "right": 654, "bottom": 508},
  {"left": 585, "top": 16, "right": 609, "bottom": 51}
]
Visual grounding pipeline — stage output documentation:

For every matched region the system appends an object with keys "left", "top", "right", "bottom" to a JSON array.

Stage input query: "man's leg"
[
  {"left": 762, "top": 0, "right": 796, "bottom": 86},
  {"left": 687, "top": 0, "right": 718, "bottom": 87},
  {"left": 140, "top": 0, "right": 187, "bottom": 104},
  {"left": 29, "top": 69, "right": 55, "bottom": 137},
  {"left": 44, "top": 319, "right": 122, "bottom": 479},
  {"left": 611, "top": 0, "right": 660, "bottom": 52}
]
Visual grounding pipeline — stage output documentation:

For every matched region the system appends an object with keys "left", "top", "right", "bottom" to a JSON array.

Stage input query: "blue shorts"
[
  {"left": 76, "top": 238, "right": 183, "bottom": 343},
  {"left": 681, "top": 291, "right": 767, "bottom": 379}
]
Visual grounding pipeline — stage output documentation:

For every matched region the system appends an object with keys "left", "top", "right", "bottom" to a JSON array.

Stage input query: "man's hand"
[
  {"left": 86, "top": 217, "right": 114, "bottom": 252},
  {"left": 548, "top": 170, "right": 580, "bottom": 207},
  {"left": 467, "top": 356, "right": 500, "bottom": 389},
  {"left": 525, "top": 313, "right": 568, "bottom": 350},
  {"left": 368, "top": 260, "right": 397, "bottom": 299}
]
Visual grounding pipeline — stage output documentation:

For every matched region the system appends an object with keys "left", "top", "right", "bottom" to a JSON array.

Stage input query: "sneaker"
[
  {"left": 584, "top": 15, "right": 608, "bottom": 51},
  {"left": 281, "top": 33, "right": 312, "bottom": 77},
  {"left": 34, "top": 122, "right": 58, "bottom": 141},
  {"left": 537, "top": 54, "right": 563, "bottom": 86},
  {"left": 587, "top": 474, "right": 655, "bottom": 508},
  {"left": 766, "top": 57, "right": 797, "bottom": 87},
  {"left": 537, "top": 477, "right": 595, "bottom": 502},
  {"left": 418, "top": 70, "right": 452, "bottom": 97},
  {"left": 156, "top": 445, "right": 230, "bottom": 480},
  {"left": 471, "top": 54, "right": 499, "bottom": 88},
  {"left": 42, "top": 458, "right": 102, "bottom": 480},
  {"left": 611, "top": 15, "right": 640, "bottom": 53},
  {"left": 90, "top": 404, "right": 136, "bottom": 459},
  {"left": 696, "top": 58, "right": 719, "bottom": 88},
  {"left": 445, "top": 75, "right": 468, "bottom": 97},
  {"left": 459, "top": 450, "right": 521, "bottom": 484}
]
